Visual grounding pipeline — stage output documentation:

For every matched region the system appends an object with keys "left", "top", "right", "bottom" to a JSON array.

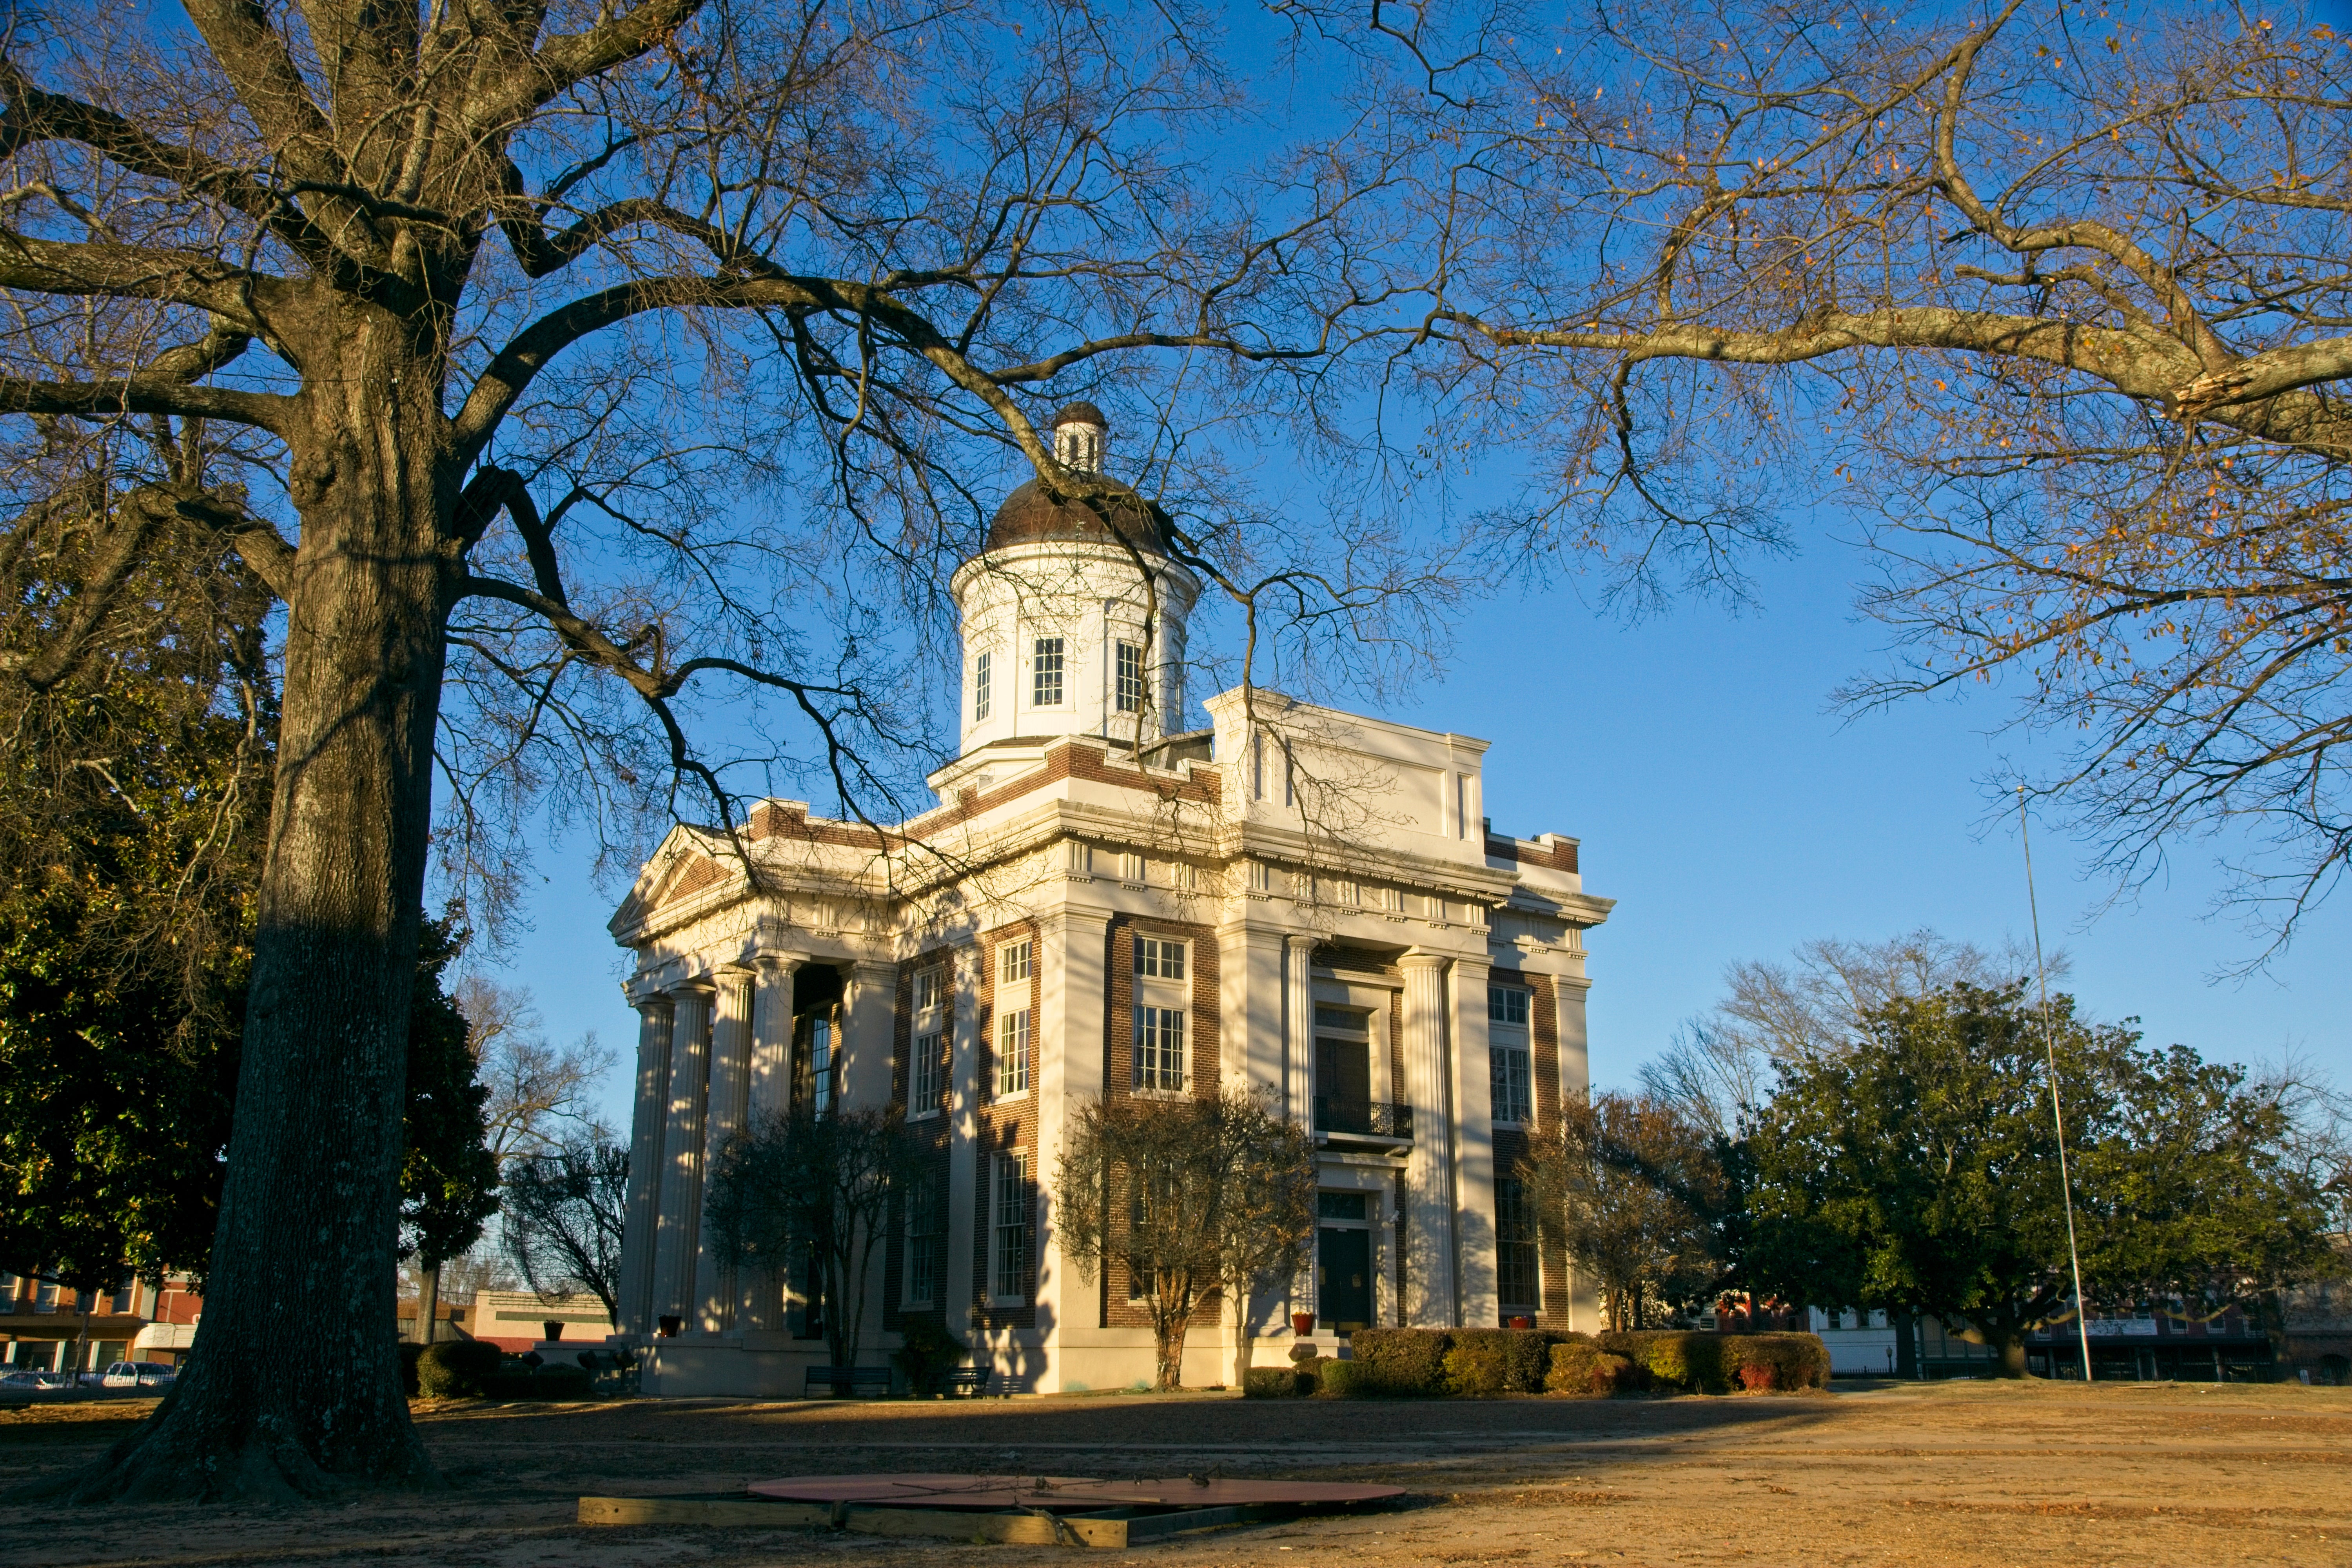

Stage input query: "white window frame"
[
  {"left": 1031, "top": 636, "right": 1064, "bottom": 707},
  {"left": 904, "top": 1169, "right": 941, "bottom": 1308},
  {"left": 996, "top": 1008, "right": 1031, "bottom": 1098},
  {"left": 991, "top": 1151, "right": 1031, "bottom": 1305},
  {"left": 1488, "top": 983, "right": 1533, "bottom": 1127},
  {"left": 910, "top": 965, "right": 947, "bottom": 1118},
  {"left": 1115, "top": 639, "right": 1145, "bottom": 713},
  {"left": 1134, "top": 935, "right": 1187, "bottom": 980},
  {"left": 1134, "top": 1004, "right": 1188, "bottom": 1093},
  {"left": 912, "top": 1026, "right": 946, "bottom": 1118},
  {"left": 999, "top": 938, "right": 1032, "bottom": 984},
  {"left": 1490, "top": 1039, "right": 1532, "bottom": 1126},
  {"left": 973, "top": 649, "right": 992, "bottom": 722},
  {"left": 1495, "top": 1176, "right": 1541, "bottom": 1313}
]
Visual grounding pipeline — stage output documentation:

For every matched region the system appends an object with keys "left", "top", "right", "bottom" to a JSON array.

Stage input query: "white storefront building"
[{"left": 607, "top": 407, "right": 1610, "bottom": 1395}]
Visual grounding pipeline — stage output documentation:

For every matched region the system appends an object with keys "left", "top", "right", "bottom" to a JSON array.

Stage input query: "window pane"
[
  {"left": 974, "top": 650, "right": 992, "bottom": 720},
  {"left": 914, "top": 1029, "right": 944, "bottom": 1111},
  {"left": 1115, "top": 641, "right": 1144, "bottom": 712},
  {"left": 1032, "top": 637, "right": 1064, "bottom": 706},
  {"left": 1000, "top": 938, "right": 1031, "bottom": 983},
  {"left": 1490, "top": 1042, "right": 1532, "bottom": 1124},
  {"left": 1134, "top": 1005, "right": 1186, "bottom": 1091},
  {"left": 1134, "top": 936, "right": 1185, "bottom": 979},
  {"left": 1496, "top": 1177, "right": 1540, "bottom": 1310},
  {"left": 1488, "top": 985, "right": 1530, "bottom": 1027},
  {"left": 998, "top": 1009, "right": 1031, "bottom": 1096},
  {"left": 993, "top": 1152, "right": 1031, "bottom": 1299}
]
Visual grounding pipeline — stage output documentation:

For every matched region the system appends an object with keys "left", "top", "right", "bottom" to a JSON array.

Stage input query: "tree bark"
[
  {"left": 418, "top": 1265, "right": 440, "bottom": 1347},
  {"left": 1990, "top": 1329, "right": 2031, "bottom": 1379},
  {"left": 73, "top": 303, "right": 457, "bottom": 1499},
  {"left": 1229, "top": 1278, "right": 1252, "bottom": 1390}
]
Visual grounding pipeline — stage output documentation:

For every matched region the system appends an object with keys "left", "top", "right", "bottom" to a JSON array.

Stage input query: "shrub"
[
  {"left": 1597, "top": 1331, "right": 1729, "bottom": 1393},
  {"left": 1243, "top": 1366, "right": 1314, "bottom": 1399},
  {"left": 398, "top": 1342, "right": 426, "bottom": 1398},
  {"left": 1442, "top": 1330, "right": 1553, "bottom": 1396},
  {"left": 1349, "top": 1328, "right": 1451, "bottom": 1396},
  {"left": 416, "top": 1339, "right": 503, "bottom": 1399},
  {"left": 1545, "top": 1341, "right": 1640, "bottom": 1397},
  {"left": 532, "top": 1363, "right": 593, "bottom": 1399},
  {"left": 893, "top": 1318, "right": 967, "bottom": 1396},
  {"left": 1314, "top": 1357, "right": 1367, "bottom": 1398},
  {"left": 1720, "top": 1334, "right": 1831, "bottom": 1392}
]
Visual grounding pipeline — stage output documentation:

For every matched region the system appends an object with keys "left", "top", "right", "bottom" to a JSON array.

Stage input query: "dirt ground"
[{"left": 4, "top": 1379, "right": 2346, "bottom": 1567}]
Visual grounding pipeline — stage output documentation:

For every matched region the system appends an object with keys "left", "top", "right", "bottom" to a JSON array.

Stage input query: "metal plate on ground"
[{"left": 744, "top": 1472, "right": 1405, "bottom": 1513}]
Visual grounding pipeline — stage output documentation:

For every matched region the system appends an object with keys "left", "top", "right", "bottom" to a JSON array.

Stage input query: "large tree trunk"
[
  {"left": 75, "top": 310, "right": 457, "bottom": 1500},
  {"left": 418, "top": 1265, "right": 441, "bottom": 1347},
  {"left": 1991, "top": 1330, "right": 2032, "bottom": 1379}
]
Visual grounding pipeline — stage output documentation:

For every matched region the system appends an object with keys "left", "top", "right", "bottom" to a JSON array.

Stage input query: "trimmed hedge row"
[
  {"left": 411, "top": 1339, "right": 601, "bottom": 1401},
  {"left": 1240, "top": 1328, "right": 1829, "bottom": 1399}
]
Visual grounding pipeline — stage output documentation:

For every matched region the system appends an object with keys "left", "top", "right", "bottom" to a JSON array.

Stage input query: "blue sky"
[{"left": 497, "top": 512, "right": 2351, "bottom": 1132}]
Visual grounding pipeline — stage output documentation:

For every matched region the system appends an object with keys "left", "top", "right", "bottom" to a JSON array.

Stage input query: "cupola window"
[{"left": 1032, "top": 637, "right": 1065, "bottom": 706}]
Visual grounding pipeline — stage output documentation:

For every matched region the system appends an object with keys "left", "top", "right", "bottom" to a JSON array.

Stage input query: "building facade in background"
[{"left": 607, "top": 406, "right": 1612, "bottom": 1396}]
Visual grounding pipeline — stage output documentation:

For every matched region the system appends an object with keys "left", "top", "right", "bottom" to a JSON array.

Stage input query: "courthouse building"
[{"left": 609, "top": 407, "right": 1611, "bottom": 1394}]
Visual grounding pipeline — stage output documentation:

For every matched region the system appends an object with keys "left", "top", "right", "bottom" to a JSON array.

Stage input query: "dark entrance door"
[{"left": 1317, "top": 1227, "right": 1373, "bottom": 1333}]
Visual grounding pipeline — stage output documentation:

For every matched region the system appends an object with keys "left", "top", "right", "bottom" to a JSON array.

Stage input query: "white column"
[
  {"left": 1035, "top": 909, "right": 1109, "bottom": 1367},
  {"left": 740, "top": 955, "right": 801, "bottom": 1332},
  {"left": 617, "top": 992, "right": 673, "bottom": 1338},
  {"left": 650, "top": 983, "right": 713, "bottom": 1328},
  {"left": 944, "top": 941, "right": 983, "bottom": 1327},
  {"left": 1553, "top": 971, "right": 1595, "bottom": 1331},
  {"left": 1554, "top": 972, "right": 1592, "bottom": 1108},
  {"left": 1450, "top": 954, "right": 1497, "bottom": 1330},
  {"left": 1283, "top": 936, "right": 1314, "bottom": 1125},
  {"left": 1220, "top": 925, "right": 1285, "bottom": 1099},
  {"left": 1398, "top": 951, "right": 1454, "bottom": 1327},
  {"left": 691, "top": 968, "right": 757, "bottom": 1333},
  {"left": 840, "top": 959, "right": 900, "bottom": 1113}
]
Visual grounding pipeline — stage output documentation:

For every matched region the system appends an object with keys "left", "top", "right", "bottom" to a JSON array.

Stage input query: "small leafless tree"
[
  {"left": 1521, "top": 1092, "right": 1724, "bottom": 1332},
  {"left": 500, "top": 1135, "right": 629, "bottom": 1321},
  {"left": 1053, "top": 1085, "right": 1316, "bottom": 1391},
  {"left": 702, "top": 1106, "right": 924, "bottom": 1373}
]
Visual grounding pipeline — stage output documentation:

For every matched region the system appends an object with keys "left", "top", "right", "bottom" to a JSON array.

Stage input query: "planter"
[
  {"left": 1507, "top": 1315, "right": 1534, "bottom": 1330},
  {"left": 1291, "top": 1312, "right": 1316, "bottom": 1336},
  {"left": 657, "top": 1315, "right": 682, "bottom": 1338},
  {"left": 543, "top": 1321, "right": 565, "bottom": 1342}
]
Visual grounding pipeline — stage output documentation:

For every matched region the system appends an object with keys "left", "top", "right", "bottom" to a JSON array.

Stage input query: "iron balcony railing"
[{"left": 1313, "top": 1096, "right": 1414, "bottom": 1141}]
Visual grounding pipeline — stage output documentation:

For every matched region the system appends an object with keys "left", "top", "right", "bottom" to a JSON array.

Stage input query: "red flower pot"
[
  {"left": 1291, "top": 1312, "right": 1316, "bottom": 1336},
  {"left": 1507, "top": 1315, "right": 1534, "bottom": 1330}
]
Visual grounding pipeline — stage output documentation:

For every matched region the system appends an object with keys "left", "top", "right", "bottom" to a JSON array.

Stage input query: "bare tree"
[
  {"left": 1053, "top": 1085, "right": 1316, "bottom": 1391},
  {"left": 1406, "top": 0, "right": 2352, "bottom": 949},
  {"left": 1642, "top": 930, "right": 2050, "bottom": 1133},
  {"left": 701, "top": 1106, "right": 923, "bottom": 1373},
  {"left": 500, "top": 1134, "right": 629, "bottom": 1320},
  {"left": 1520, "top": 1092, "right": 1724, "bottom": 1332},
  {"left": 0, "top": 1, "right": 1439, "bottom": 1495},
  {"left": 453, "top": 974, "right": 612, "bottom": 1166}
]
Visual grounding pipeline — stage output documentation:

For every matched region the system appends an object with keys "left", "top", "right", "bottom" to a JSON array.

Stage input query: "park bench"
[
  {"left": 804, "top": 1365, "right": 892, "bottom": 1399},
  {"left": 940, "top": 1366, "right": 991, "bottom": 1398}
]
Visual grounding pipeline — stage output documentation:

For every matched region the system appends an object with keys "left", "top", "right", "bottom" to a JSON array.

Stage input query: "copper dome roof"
[{"left": 985, "top": 474, "right": 1174, "bottom": 555}]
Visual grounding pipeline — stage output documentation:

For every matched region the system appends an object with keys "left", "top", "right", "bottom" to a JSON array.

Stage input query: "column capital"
[
  {"left": 847, "top": 957, "right": 900, "bottom": 984},
  {"left": 1399, "top": 949, "right": 1450, "bottom": 974},
  {"left": 624, "top": 978, "right": 675, "bottom": 1011},
  {"left": 668, "top": 973, "right": 718, "bottom": 996}
]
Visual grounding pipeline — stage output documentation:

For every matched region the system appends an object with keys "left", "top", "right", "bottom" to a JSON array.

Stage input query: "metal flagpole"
[{"left": 2018, "top": 786, "right": 2096, "bottom": 1383}]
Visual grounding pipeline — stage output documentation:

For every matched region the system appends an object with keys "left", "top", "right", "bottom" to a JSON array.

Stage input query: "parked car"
[
  {"left": 0, "top": 1368, "right": 74, "bottom": 1390},
  {"left": 100, "top": 1361, "right": 178, "bottom": 1389}
]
